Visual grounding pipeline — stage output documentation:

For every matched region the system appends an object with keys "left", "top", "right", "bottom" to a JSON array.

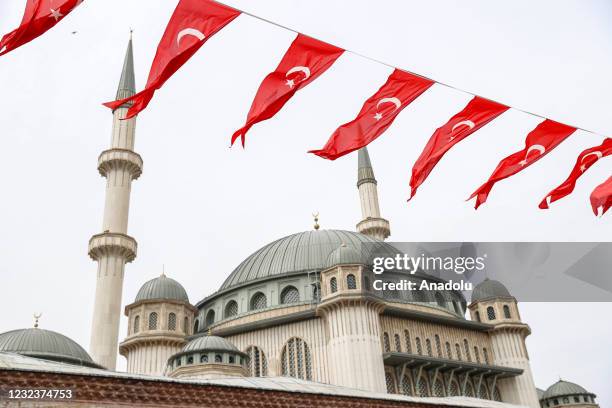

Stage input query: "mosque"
[{"left": 0, "top": 38, "right": 601, "bottom": 408}]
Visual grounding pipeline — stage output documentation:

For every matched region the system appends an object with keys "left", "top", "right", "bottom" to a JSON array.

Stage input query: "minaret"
[
  {"left": 356, "top": 147, "right": 390, "bottom": 240},
  {"left": 88, "top": 37, "right": 142, "bottom": 370}
]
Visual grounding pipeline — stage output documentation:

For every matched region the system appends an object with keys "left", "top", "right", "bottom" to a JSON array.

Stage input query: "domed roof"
[
  {"left": 0, "top": 328, "right": 100, "bottom": 368},
  {"left": 135, "top": 274, "right": 189, "bottom": 303},
  {"left": 220, "top": 230, "right": 399, "bottom": 291},
  {"left": 541, "top": 380, "right": 592, "bottom": 400},
  {"left": 183, "top": 335, "right": 240, "bottom": 353},
  {"left": 326, "top": 243, "right": 363, "bottom": 268},
  {"left": 471, "top": 279, "right": 512, "bottom": 303}
]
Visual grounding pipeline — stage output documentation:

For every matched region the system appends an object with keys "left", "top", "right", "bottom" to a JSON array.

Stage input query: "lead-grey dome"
[
  {"left": 183, "top": 335, "right": 240, "bottom": 353},
  {"left": 0, "top": 328, "right": 101, "bottom": 368},
  {"left": 326, "top": 244, "right": 363, "bottom": 268},
  {"left": 220, "top": 230, "right": 399, "bottom": 290},
  {"left": 471, "top": 279, "right": 512, "bottom": 303},
  {"left": 135, "top": 275, "right": 189, "bottom": 303},
  {"left": 541, "top": 380, "right": 592, "bottom": 400}
]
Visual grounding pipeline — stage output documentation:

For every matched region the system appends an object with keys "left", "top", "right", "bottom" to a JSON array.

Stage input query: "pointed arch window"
[
  {"left": 435, "top": 335, "right": 442, "bottom": 357},
  {"left": 205, "top": 309, "right": 215, "bottom": 326},
  {"left": 394, "top": 334, "right": 402, "bottom": 352},
  {"left": 487, "top": 306, "right": 496, "bottom": 320},
  {"left": 474, "top": 346, "right": 480, "bottom": 363},
  {"left": 148, "top": 312, "right": 158, "bottom": 330},
  {"left": 415, "top": 337, "right": 423, "bottom": 355},
  {"left": 449, "top": 380, "right": 460, "bottom": 396},
  {"left": 281, "top": 337, "right": 312, "bottom": 380},
  {"left": 346, "top": 274, "right": 357, "bottom": 289},
  {"left": 445, "top": 342, "right": 452, "bottom": 359},
  {"left": 404, "top": 330, "right": 412, "bottom": 354},
  {"left": 280, "top": 286, "right": 299, "bottom": 304},
  {"left": 425, "top": 338, "right": 433, "bottom": 357},
  {"left": 483, "top": 347, "right": 489, "bottom": 365},
  {"left": 465, "top": 381, "right": 475, "bottom": 397},
  {"left": 455, "top": 343, "right": 462, "bottom": 360},
  {"left": 464, "top": 339, "right": 471, "bottom": 362},
  {"left": 225, "top": 300, "right": 238, "bottom": 318},
  {"left": 330, "top": 277, "right": 338, "bottom": 293},
  {"left": 250, "top": 292, "right": 267, "bottom": 310},
  {"left": 401, "top": 374, "right": 413, "bottom": 396},
  {"left": 133, "top": 315, "right": 140, "bottom": 334},
  {"left": 503, "top": 305, "right": 511, "bottom": 319},
  {"left": 383, "top": 332, "right": 391, "bottom": 352},
  {"left": 433, "top": 378, "right": 445, "bottom": 397},
  {"left": 417, "top": 376, "right": 429, "bottom": 397},
  {"left": 385, "top": 372, "right": 396, "bottom": 394},
  {"left": 168, "top": 313, "right": 176, "bottom": 330},
  {"left": 245, "top": 346, "right": 268, "bottom": 377}
]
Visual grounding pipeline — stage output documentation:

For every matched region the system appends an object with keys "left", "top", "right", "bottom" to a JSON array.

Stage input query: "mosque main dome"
[
  {"left": 218, "top": 229, "right": 399, "bottom": 292},
  {"left": 0, "top": 328, "right": 101, "bottom": 368}
]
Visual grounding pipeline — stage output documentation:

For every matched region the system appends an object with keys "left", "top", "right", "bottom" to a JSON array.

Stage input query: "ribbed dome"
[
  {"left": 471, "top": 279, "right": 512, "bottom": 303},
  {"left": 542, "top": 380, "right": 591, "bottom": 400},
  {"left": 220, "top": 230, "right": 399, "bottom": 290},
  {"left": 326, "top": 244, "right": 363, "bottom": 268},
  {"left": 183, "top": 335, "right": 239, "bottom": 353},
  {"left": 135, "top": 275, "right": 189, "bottom": 303},
  {"left": 0, "top": 328, "right": 100, "bottom": 368}
]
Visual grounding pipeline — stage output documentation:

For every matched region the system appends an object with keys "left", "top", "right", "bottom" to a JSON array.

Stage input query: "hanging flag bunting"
[
  {"left": 231, "top": 34, "right": 344, "bottom": 147},
  {"left": 0, "top": 0, "right": 83, "bottom": 57},
  {"left": 539, "top": 138, "right": 611, "bottom": 209},
  {"left": 590, "top": 176, "right": 612, "bottom": 216},
  {"left": 309, "top": 69, "right": 433, "bottom": 160},
  {"left": 103, "top": 0, "right": 240, "bottom": 118},
  {"left": 408, "top": 96, "right": 509, "bottom": 200},
  {"left": 469, "top": 119, "right": 577, "bottom": 209}
]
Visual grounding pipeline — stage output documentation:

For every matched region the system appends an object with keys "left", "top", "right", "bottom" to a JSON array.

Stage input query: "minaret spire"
[
  {"left": 356, "top": 147, "right": 390, "bottom": 240},
  {"left": 88, "top": 36, "right": 142, "bottom": 370}
]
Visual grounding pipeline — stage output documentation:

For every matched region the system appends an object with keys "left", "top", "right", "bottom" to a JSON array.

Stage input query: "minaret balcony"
[
  {"left": 88, "top": 232, "right": 137, "bottom": 262},
  {"left": 356, "top": 217, "right": 390, "bottom": 239},
  {"left": 98, "top": 148, "right": 143, "bottom": 180}
]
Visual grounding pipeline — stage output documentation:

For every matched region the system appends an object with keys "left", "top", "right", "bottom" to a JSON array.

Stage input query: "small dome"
[
  {"left": 183, "top": 335, "right": 239, "bottom": 354},
  {"left": 0, "top": 328, "right": 100, "bottom": 368},
  {"left": 471, "top": 279, "right": 512, "bottom": 303},
  {"left": 325, "top": 244, "right": 363, "bottom": 268},
  {"left": 135, "top": 274, "right": 189, "bottom": 303},
  {"left": 541, "top": 380, "right": 592, "bottom": 400}
]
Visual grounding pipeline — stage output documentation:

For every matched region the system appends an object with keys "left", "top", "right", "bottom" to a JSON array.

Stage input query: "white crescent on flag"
[
  {"left": 519, "top": 144, "right": 546, "bottom": 166},
  {"left": 286, "top": 66, "right": 311, "bottom": 80},
  {"left": 451, "top": 120, "right": 476, "bottom": 133},
  {"left": 580, "top": 151, "right": 603, "bottom": 171},
  {"left": 376, "top": 97, "right": 401, "bottom": 111},
  {"left": 177, "top": 28, "right": 206, "bottom": 46}
]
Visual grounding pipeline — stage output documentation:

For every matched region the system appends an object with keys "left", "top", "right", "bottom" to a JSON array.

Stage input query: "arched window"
[
  {"left": 455, "top": 343, "right": 462, "bottom": 360},
  {"left": 281, "top": 337, "right": 312, "bottom": 380},
  {"left": 401, "top": 374, "right": 413, "bottom": 396},
  {"left": 503, "top": 305, "right": 511, "bottom": 319},
  {"left": 417, "top": 376, "right": 429, "bottom": 397},
  {"left": 394, "top": 334, "right": 402, "bottom": 352},
  {"left": 205, "top": 309, "right": 215, "bottom": 326},
  {"left": 493, "top": 386, "right": 502, "bottom": 402},
  {"left": 229, "top": 355, "right": 235, "bottom": 364},
  {"left": 346, "top": 274, "right": 357, "bottom": 289},
  {"left": 148, "top": 312, "right": 158, "bottom": 330},
  {"left": 487, "top": 306, "right": 496, "bottom": 320},
  {"left": 200, "top": 354, "right": 208, "bottom": 363},
  {"left": 250, "top": 292, "right": 267, "bottom": 310},
  {"left": 133, "top": 315, "right": 140, "bottom": 334},
  {"left": 330, "top": 277, "right": 338, "bottom": 293},
  {"left": 483, "top": 348, "right": 489, "bottom": 365},
  {"left": 445, "top": 342, "right": 452, "bottom": 359},
  {"left": 215, "top": 354, "right": 222, "bottom": 363},
  {"left": 383, "top": 333, "right": 391, "bottom": 352},
  {"left": 245, "top": 346, "right": 268, "bottom": 377},
  {"left": 426, "top": 339, "right": 433, "bottom": 357},
  {"left": 404, "top": 330, "right": 412, "bottom": 353},
  {"left": 562, "top": 397, "right": 569, "bottom": 404},
  {"left": 187, "top": 356, "right": 194, "bottom": 364},
  {"left": 192, "top": 319, "right": 198, "bottom": 334},
  {"left": 385, "top": 372, "right": 396, "bottom": 394},
  {"left": 433, "top": 378, "right": 445, "bottom": 397},
  {"left": 449, "top": 380, "right": 460, "bottom": 396},
  {"left": 435, "top": 292, "right": 445, "bottom": 308},
  {"left": 416, "top": 337, "right": 423, "bottom": 355},
  {"left": 225, "top": 300, "right": 238, "bottom": 318},
  {"left": 465, "top": 381, "right": 474, "bottom": 397},
  {"left": 475, "top": 311, "right": 481, "bottom": 322},
  {"left": 168, "top": 313, "right": 176, "bottom": 331},
  {"left": 474, "top": 346, "right": 480, "bottom": 364},
  {"left": 435, "top": 335, "right": 442, "bottom": 357},
  {"left": 280, "top": 286, "right": 299, "bottom": 304},
  {"left": 464, "top": 339, "right": 471, "bottom": 362},
  {"left": 412, "top": 289, "right": 427, "bottom": 303}
]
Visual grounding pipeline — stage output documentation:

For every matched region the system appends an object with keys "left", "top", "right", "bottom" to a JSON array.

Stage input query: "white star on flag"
[
  {"left": 285, "top": 79, "right": 295, "bottom": 89},
  {"left": 50, "top": 8, "right": 64, "bottom": 21},
  {"left": 373, "top": 112, "right": 383, "bottom": 121}
]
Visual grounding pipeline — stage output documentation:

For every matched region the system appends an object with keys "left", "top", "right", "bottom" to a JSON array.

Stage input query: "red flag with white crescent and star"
[
  {"left": 408, "top": 96, "right": 509, "bottom": 200},
  {"left": 103, "top": 0, "right": 240, "bottom": 119},
  {"left": 590, "top": 176, "right": 612, "bottom": 216},
  {"left": 0, "top": 0, "right": 83, "bottom": 57},
  {"left": 468, "top": 119, "right": 577, "bottom": 209},
  {"left": 231, "top": 34, "right": 344, "bottom": 147},
  {"left": 309, "top": 69, "right": 433, "bottom": 160},
  {"left": 539, "top": 138, "right": 612, "bottom": 209}
]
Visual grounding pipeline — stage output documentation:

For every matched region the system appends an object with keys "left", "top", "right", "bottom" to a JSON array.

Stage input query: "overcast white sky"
[{"left": 0, "top": 0, "right": 610, "bottom": 405}]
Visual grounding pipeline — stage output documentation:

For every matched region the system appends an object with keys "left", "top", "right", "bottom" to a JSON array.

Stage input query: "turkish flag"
[
  {"left": 408, "top": 96, "right": 509, "bottom": 200},
  {"left": 590, "top": 177, "right": 612, "bottom": 216},
  {"left": 469, "top": 119, "right": 576, "bottom": 209},
  {"left": 103, "top": 0, "right": 240, "bottom": 118},
  {"left": 0, "top": 0, "right": 83, "bottom": 57},
  {"left": 231, "top": 34, "right": 343, "bottom": 147},
  {"left": 539, "top": 138, "right": 612, "bottom": 209},
  {"left": 309, "top": 69, "right": 433, "bottom": 160}
]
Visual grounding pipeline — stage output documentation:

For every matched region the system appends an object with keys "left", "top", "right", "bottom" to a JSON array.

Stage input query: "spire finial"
[
  {"left": 312, "top": 212, "right": 320, "bottom": 230},
  {"left": 129, "top": 28, "right": 134, "bottom": 39},
  {"left": 161, "top": 264, "right": 166, "bottom": 277},
  {"left": 33, "top": 313, "right": 42, "bottom": 328},
  {"left": 207, "top": 328, "right": 212, "bottom": 336}
]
